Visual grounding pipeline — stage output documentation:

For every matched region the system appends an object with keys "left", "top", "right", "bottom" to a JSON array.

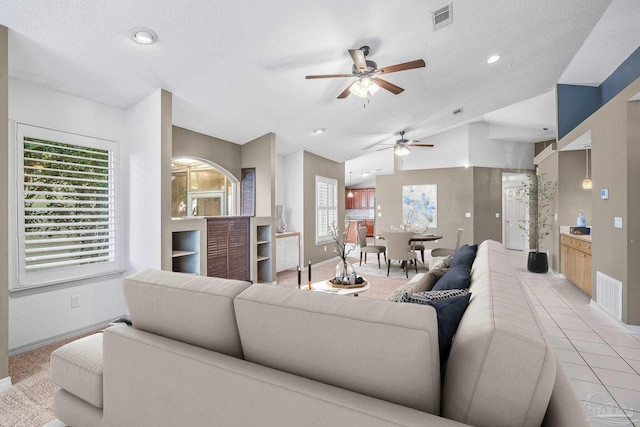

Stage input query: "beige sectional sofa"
[{"left": 50, "top": 240, "right": 587, "bottom": 427}]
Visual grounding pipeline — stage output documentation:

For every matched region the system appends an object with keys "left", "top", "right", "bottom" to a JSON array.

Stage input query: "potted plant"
[
  {"left": 518, "top": 172, "right": 556, "bottom": 273},
  {"left": 328, "top": 222, "right": 356, "bottom": 284}
]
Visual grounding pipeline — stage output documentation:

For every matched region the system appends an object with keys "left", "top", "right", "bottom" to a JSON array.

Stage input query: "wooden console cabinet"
[
  {"left": 207, "top": 217, "right": 250, "bottom": 281},
  {"left": 560, "top": 234, "right": 592, "bottom": 296}
]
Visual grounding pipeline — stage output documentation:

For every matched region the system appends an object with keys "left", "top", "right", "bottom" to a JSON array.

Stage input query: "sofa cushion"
[
  {"left": 429, "top": 255, "right": 453, "bottom": 270},
  {"left": 123, "top": 269, "right": 251, "bottom": 358},
  {"left": 432, "top": 265, "right": 471, "bottom": 291},
  {"left": 449, "top": 244, "right": 477, "bottom": 270},
  {"left": 234, "top": 284, "right": 442, "bottom": 415},
  {"left": 442, "top": 240, "right": 556, "bottom": 427},
  {"left": 51, "top": 333, "right": 104, "bottom": 408},
  {"left": 399, "top": 291, "right": 471, "bottom": 364},
  {"left": 387, "top": 270, "right": 446, "bottom": 302}
]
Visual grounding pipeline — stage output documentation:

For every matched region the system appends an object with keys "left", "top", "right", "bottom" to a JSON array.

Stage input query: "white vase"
[{"left": 275, "top": 205, "right": 287, "bottom": 233}]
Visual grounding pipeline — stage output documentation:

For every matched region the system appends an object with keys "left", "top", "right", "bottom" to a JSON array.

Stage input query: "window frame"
[
  {"left": 315, "top": 175, "right": 338, "bottom": 245},
  {"left": 13, "top": 123, "right": 122, "bottom": 290}
]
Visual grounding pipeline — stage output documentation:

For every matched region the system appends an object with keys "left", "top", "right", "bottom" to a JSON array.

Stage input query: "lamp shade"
[{"left": 582, "top": 178, "right": 592, "bottom": 190}]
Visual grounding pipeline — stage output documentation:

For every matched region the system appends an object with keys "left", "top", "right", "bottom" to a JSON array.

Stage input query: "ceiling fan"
[
  {"left": 376, "top": 131, "right": 434, "bottom": 156},
  {"left": 305, "top": 46, "right": 425, "bottom": 99}
]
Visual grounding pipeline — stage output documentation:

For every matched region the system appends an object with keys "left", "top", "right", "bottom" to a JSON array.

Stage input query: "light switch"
[
  {"left": 554, "top": 213, "right": 558, "bottom": 221},
  {"left": 495, "top": 213, "right": 500, "bottom": 218},
  {"left": 465, "top": 213, "right": 471, "bottom": 218},
  {"left": 377, "top": 212, "right": 382, "bottom": 217},
  {"left": 614, "top": 217, "right": 623, "bottom": 228}
]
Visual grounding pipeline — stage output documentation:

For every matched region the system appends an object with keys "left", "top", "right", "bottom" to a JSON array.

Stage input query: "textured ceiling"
[{"left": 0, "top": 0, "right": 620, "bottom": 165}]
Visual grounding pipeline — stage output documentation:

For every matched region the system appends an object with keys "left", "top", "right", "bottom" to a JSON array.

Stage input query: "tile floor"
[{"left": 506, "top": 249, "right": 640, "bottom": 426}]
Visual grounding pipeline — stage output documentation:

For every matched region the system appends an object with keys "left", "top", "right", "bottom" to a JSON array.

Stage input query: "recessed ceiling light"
[
  {"left": 486, "top": 55, "right": 501, "bottom": 64},
  {"left": 314, "top": 128, "right": 325, "bottom": 134},
  {"left": 131, "top": 27, "right": 158, "bottom": 45}
]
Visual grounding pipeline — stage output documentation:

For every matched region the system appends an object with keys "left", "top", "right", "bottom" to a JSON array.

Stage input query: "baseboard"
[
  {"left": 8, "top": 317, "right": 123, "bottom": 356},
  {"left": 0, "top": 376, "right": 12, "bottom": 392},
  {"left": 589, "top": 299, "right": 640, "bottom": 333}
]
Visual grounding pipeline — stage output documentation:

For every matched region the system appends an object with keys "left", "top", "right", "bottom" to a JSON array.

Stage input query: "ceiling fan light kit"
[{"left": 305, "top": 46, "right": 425, "bottom": 99}]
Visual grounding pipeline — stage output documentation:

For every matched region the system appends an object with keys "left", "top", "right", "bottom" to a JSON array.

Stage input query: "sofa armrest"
[
  {"left": 103, "top": 326, "right": 468, "bottom": 427},
  {"left": 542, "top": 355, "right": 590, "bottom": 427}
]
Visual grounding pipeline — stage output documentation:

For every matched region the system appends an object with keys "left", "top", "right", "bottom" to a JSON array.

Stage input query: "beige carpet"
[
  {"left": 0, "top": 335, "right": 88, "bottom": 427},
  {"left": 0, "top": 268, "right": 408, "bottom": 426}
]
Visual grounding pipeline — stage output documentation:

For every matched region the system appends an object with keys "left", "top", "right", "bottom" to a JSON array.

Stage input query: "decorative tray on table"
[{"left": 328, "top": 278, "right": 368, "bottom": 289}]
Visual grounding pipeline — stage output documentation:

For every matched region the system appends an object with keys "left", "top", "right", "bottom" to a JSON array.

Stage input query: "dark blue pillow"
[
  {"left": 431, "top": 265, "right": 470, "bottom": 291},
  {"left": 449, "top": 244, "right": 478, "bottom": 270},
  {"left": 403, "top": 293, "right": 471, "bottom": 364}
]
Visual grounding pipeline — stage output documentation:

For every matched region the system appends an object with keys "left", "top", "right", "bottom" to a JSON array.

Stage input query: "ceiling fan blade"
[
  {"left": 375, "top": 59, "right": 426, "bottom": 74},
  {"left": 372, "top": 77, "right": 404, "bottom": 95},
  {"left": 408, "top": 143, "right": 435, "bottom": 147},
  {"left": 305, "top": 74, "right": 353, "bottom": 79},
  {"left": 349, "top": 49, "right": 367, "bottom": 72},
  {"left": 337, "top": 85, "right": 352, "bottom": 99}
]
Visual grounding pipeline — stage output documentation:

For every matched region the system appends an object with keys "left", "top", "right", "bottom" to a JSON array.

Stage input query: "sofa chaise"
[{"left": 50, "top": 240, "right": 587, "bottom": 426}]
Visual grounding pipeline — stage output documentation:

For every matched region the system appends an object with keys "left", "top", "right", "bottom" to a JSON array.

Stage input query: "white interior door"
[{"left": 502, "top": 173, "right": 528, "bottom": 251}]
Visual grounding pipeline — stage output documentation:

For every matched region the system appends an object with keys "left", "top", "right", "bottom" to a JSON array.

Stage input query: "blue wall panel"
[{"left": 557, "top": 46, "right": 640, "bottom": 140}]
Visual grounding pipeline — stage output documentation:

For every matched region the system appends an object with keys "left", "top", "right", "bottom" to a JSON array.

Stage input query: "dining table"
[{"left": 374, "top": 232, "right": 443, "bottom": 268}]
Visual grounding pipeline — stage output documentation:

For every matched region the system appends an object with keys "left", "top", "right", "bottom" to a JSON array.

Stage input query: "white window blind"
[
  {"left": 16, "top": 124, "right": 119, "bottom": 288},
  {"left": 316, "top": 176, "right": 337, "bottom": 244}
]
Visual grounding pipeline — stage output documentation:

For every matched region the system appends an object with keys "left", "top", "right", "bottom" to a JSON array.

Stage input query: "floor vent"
[
  {"left": 433, "top": 3, "right": 453, "bottom": 30},
  {"left": 596, "top": 271, "right": 622, "bottom": 321}
]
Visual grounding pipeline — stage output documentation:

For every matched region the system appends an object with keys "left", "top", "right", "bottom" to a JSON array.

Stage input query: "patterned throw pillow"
[
  {"left": 398, "top": 288, "right": 469, "bottom": 304},
  {"left": 430, "top": 255, "right": 453, "bottom": 270}
]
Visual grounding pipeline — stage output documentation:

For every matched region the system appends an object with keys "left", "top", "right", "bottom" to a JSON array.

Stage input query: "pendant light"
[
  {"left": 347, "top": 172, "right": 354, "bottom": 198},
  {"left": 582, "top": 148, "right": 592, "bottom": 190}
]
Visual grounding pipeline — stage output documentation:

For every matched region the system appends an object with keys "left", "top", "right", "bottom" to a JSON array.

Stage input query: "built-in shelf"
[
  {"left": 172, "top": 250, "right": 199, "bottom": 258},
  {"left": 172, "top": 229, "right": 200, "bottom": 275},
  {"left": 256, "top": 223, "right": 273, "bottom": 283}
]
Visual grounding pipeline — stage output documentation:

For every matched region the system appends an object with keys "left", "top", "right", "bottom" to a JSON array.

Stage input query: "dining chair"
[
  {"left": 431, "top": 228, "right": 464, "bottom": 257},
  {"left": 357, "top": 226, "right": 386, "bottom": 268},
  {"left": 381, "top": 231, "right": 418, "bottom": 278}
]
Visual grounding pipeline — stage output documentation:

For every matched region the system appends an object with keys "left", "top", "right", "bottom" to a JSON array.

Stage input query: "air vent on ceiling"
[{"left": 433, "top": 3, "right": 453, "bottom": 30}]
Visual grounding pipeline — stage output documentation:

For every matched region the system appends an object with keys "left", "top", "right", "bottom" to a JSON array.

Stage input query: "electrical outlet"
[
  {"left": 465, "top": 213, "right": 471, "bottom": 218},
  {"left": 71, "top": 295, "right": 79, "bottom": 308}
]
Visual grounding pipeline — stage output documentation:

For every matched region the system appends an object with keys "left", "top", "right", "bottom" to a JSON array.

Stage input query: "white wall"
[
  {"left": 469, "top": 122, "right": 535, "bottom": 169},
  {"left": 8, "top": 79, "right": 128, "bottom": 351},
  {"left": 401, "top": 125, "right": 470, "bottom": 170},
  {"left": 281, "top": 151, "right": 304, "bottom": 258},
  {"left": 400, "top": 123, "right": 534, "bottom": 171},
  {"left": 126, "top": 90, "right": 166, "bottom": 272}
]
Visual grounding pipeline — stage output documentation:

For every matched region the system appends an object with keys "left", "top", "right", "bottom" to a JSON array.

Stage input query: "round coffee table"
[{"left": 303, "top": 279, "right": 370, "bottom": 296}]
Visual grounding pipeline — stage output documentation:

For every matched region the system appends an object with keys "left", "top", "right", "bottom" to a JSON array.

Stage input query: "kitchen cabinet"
[
  {"left": 345, "top": 188, "right": 376, "bottom": 209},
  {"left": 345, "top": 192, "right": 355, "bottom": 209},
  {"left": 367, "top": 189, "right": 376, "bottom": 209},
  {"left": 365, "top": 219, "right": 374, "bottom": 237},
  {"left": 560, "top": 234, "right": 592, "bottom": 296},
  {"left": 346, "top": 220, "right": 364, "bottom": 243}
]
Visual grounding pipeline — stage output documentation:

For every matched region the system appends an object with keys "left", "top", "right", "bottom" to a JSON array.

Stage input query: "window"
[
  {"left": 316, "top": 176, "right": 338, "bottom": 244},
  {"left": 16, "top": 124, "right": 120, "bottom": 288},
  {"left": 171, "top": 157, "right": 237, "bottom": 217}
]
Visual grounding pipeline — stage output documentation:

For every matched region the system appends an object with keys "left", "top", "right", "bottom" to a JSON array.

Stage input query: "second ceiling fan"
[
  {"left": 306, "top": 46, "right": 425, "bottom": 99},
  {"left": 377, "top": 131, "right": 434, "bottom": 156}
]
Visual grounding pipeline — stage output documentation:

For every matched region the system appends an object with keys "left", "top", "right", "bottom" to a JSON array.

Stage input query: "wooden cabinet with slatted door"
[{"left": 207, "top": 217, "right": 250, "bottom": 281}]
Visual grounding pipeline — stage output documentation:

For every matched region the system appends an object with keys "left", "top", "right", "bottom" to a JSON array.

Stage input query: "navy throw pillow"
[
  {"left": 449, "top": 244, "right": 478, "bottom": 270},
  {"left": 403, "top": 292, "right": 471, "bottom": 364},
  {"left": 431, "top": 265, "right": 470, "bottom": 291}
]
